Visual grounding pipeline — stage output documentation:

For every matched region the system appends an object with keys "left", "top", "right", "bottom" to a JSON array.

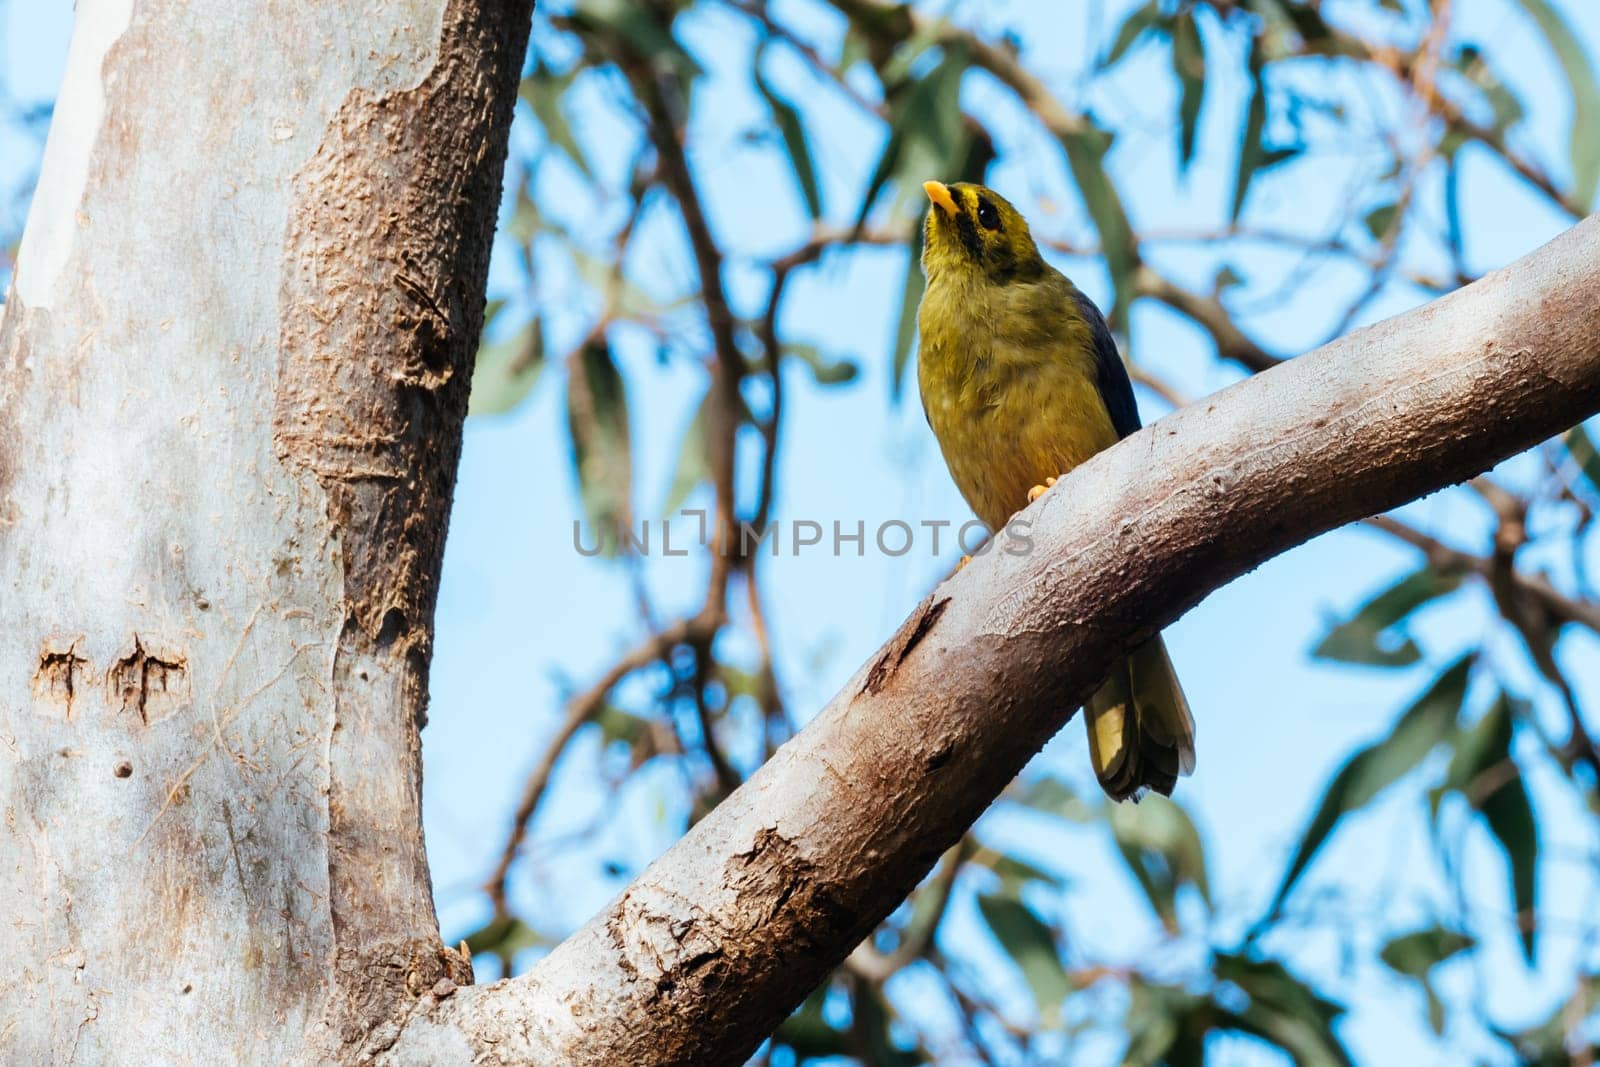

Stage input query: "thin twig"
[{"left": 485, "top": 613, "right": 718, "bottom": 916}]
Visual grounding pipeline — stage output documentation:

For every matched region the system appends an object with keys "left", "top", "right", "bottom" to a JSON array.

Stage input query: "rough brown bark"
[{"left": 383, "top": 216, "right": 1600, "bottom": 1065}]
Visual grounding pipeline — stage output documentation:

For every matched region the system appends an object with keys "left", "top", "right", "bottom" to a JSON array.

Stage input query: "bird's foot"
[
  {"left": 1027, "top": 476, "right": 1060, "bottom": 504},
  {"left": 957, "top": 555, "right": 972, "bottom": 570}
]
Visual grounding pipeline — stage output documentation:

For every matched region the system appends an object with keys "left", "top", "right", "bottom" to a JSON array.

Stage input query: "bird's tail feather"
[{"left": 1084, "top": 635, "right": 1196, "bottom": 802}]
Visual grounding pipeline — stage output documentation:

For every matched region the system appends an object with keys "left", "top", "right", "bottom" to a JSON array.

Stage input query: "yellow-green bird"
[{"left": 916, "top": 179, "right": 1196, "bottom": 801}]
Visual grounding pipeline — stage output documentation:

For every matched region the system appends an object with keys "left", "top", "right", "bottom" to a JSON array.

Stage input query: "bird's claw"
[
  {"left": 1027, "top": 476, "right": 1060, "bottom": 504},
  {"left": 957, "top": 555, "right": 972, "bottom": 570}
]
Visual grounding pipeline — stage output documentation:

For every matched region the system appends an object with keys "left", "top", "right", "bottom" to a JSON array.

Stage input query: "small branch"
[
  {"left": 846, "top": 839, "right": 967, "bottom": 982},
  {"left": 1361, "top": 515, "right": 1600, "bottom": 636},
  {"left": 484, "top": 613, "right": 718, "bottom": 917},
  {"left": 1133, "top": 265, "right": 1281, "bottom": 373},
  {"left": 693, "top": 642, "right": 743, "bottom": 798},
  {"left": 623, "top": 50, "right": 742, "bottom": 612}
]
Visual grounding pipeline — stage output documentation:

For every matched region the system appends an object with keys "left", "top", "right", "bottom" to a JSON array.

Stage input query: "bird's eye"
[{"left": 976, "top": 199, "right": 1000, "bottom": 231}]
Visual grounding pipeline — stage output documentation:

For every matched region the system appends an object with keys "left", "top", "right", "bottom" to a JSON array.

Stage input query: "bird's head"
[{"left": 920, "top": 180, "right": 1045, "bottom": 285}]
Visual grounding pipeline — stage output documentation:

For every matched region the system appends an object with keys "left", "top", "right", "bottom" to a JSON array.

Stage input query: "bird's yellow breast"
[{"left": 917, "top": 273, "right": 1119, "bottom": 532}]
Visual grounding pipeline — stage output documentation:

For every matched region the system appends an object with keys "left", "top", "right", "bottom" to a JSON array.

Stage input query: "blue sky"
[{"left": 6, "top": 1, "right": 1600, "bottom": 1063}]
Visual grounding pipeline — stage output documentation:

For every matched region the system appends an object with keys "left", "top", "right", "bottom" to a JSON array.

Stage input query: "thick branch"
[{"left": 386, "top": 220, "right": 1600, "bottom": 1064}]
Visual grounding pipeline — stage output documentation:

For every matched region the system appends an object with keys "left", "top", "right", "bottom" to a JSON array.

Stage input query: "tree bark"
[
  {"left": 383, "top": 216, "right": 1600, "bottom": 1065},
  {"left": 0, "top": 1, "right": 531, "bottom": 1062}
]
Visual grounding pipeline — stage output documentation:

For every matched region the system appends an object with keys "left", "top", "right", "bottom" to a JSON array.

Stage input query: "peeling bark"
[
  {"left": 0, "top": 1, "right": 531, "bottom": 1061},
  {"left": 382, "top": 217, "right": 1600, "bottom": 1065}
]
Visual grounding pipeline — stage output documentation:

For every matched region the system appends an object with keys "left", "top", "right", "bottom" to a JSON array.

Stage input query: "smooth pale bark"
[
  {"left": 384, "top": 216, "right": 1600, "bottom": 1065},
  {"left": 0, "top": 1, "right": 530, "bottom": 1062}
]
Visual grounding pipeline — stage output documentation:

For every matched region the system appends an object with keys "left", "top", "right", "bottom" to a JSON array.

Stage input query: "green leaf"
[
  {"left": 890, "top": 227, "right": 925, "bottom": 400},
  {"left": 520, "top": 65, "right": 592, "bottom": 179},
  {"left": 1515, "top": 0, "right": 1600, "bottom": 211},
  {"left": 851, "top": 980, "right": 925, "bottom": 1066},
  {"left": 1014, "top": 773, "right": 1096, "bottom": 822},
  {"left": 1232, "top": 41, "right": 1268, "bottom": 220},
  {"left": 856, "top": 44, "right": 968, "bottom": 230},
  {"left": 1172, "top": 11, "right": 1206, "bottom": 171},
  {"left": 566, "top": 338, "right": 633, "bottom": 555},
  {"left": 1214, "top": 955, "right": 1352, "bottom": 1067},
  {"left": 1313, "top": 566, "right": 1465, "bottom": 668},
  {"left": 1123, "top": 981, "right": 1206, "bottom": 1066},
  {"left": 1565, "top": 424, "right": 1600, "bottom": 496},
  {"left": 1441, "top": 693, "right": 1540, "bottom": 961},
  {"left": 663, "top": 389, "right": 710, "bottom": 516},
  {"left": 986, "top": 851, "right": 1059, "bottom": 894},
  {"left": 774, "top": 985, "right": 850, "bottom": 1059},
  {"left": 783, "top": 342, "right": 859, "bottom": 386},
  {"left": 1103, "top": 0, "right": 1163, "bottom": 68},
  {"left": 595, "top": 703, "right": 650, "bottom": 746},
  {"left": 1453, "top": 45, "right": 1525, "bottom": 134},
  {"left": 461, "top": 915, "right": 547, "bottom": 966},
  {"left": 1059, "top": 124, "right": 1137, "bottom": 330},
  {"left": 1264, "top": 656, "right": 1472, "bottom": 918},
  {"left": 570, "top": 0, "right": 702, "bottom": 79},
  {"left": 469, "top": 314, "right": 545, "bottom": 417},
  {"left": 754, "top": 61, "right": 823, "bottom": 219},
  {"left": 1380, "top": 926, "right": 1475, "bottom": 979},
  {"left": 1109, "top": 795, "right": 1210, "bottom": 930},
  {"left": 976, "top": 892, "right": 1073, "bottom": 1025},
  {"left": 1363, "top": 202, "right": 1399, "bottom": 243}
]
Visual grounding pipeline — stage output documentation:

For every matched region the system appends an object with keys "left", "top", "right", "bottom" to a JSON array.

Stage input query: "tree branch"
[{"left": 386, "top": 217, "right": 1600, "bottom": 1066}]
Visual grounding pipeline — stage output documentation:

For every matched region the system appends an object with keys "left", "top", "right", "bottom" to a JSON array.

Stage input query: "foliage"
[{"left": 431, "top": 0, "right": 1600, "bottom": 1061}]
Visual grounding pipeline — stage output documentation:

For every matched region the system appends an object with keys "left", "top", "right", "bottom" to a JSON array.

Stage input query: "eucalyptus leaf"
[
  {"left": 1380, "top": 926, "right": 1475, "bottom": 979},
  {"left": 1364, "top": 203, "right": 1399, "bottom": 243},
  {"left": 1103, "top": 0, "right": 1163, "bottom": 69},
  {"left": 1109, "top": 794, "right": 1210, "bottom": 930},
  {"left": 566, "top": 338, "right": 633, "bottom": 555},
  {"left": 1265, "top": 656, "right": 1472, "bottom": 918},
  {"left": 1172, "top": 11, "right": 1206, "bottom": 171},
  {"left": 1565, "top": 424, "right": 1600, "bottom": 496},
  {"left": 663, "top": 390, "right": 710, "bottom": 516},
  {"left": 1232, "top": 41, "right": 1267, "bottom": 220},
  {"left": 1059, "top": 125, "right": 1136, "bottom": 330},
  {"left": 976, "top": 892, "right": 1073, "bottom": 1025},
  {"left": 461, "top": 915, "right": 547, "bottom": 963},
  {"left": 521, "top": 65, "right": 592, "bottom": 179},
  {"left": 891, "top": 227, "right": 925, "bottom": 401},
  {"left": 1515, "top": 0, "right": 1600, "bottom": 211},
  {"left": 754, "top": 60, "right": 823, "bottom": 219},
  {"left": 1214, "top": 955, "right": 1352, "bottom": 1067},
  {"left": 1442, "top": 693, "right": 1539, "bottom": 961},
  {"left": 1313, "top": 565, "right": 1465, "bottom": 668},
  {"left": 784, "top": 342, "right": 859, "bottom": 386},
  {"left": 469, "top": 315, "right": 545, "bottom": 417}
]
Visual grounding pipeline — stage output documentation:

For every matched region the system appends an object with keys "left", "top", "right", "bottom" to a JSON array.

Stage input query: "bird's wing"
[{"left": 1070, "top": 286, "right": 1141, "bottom": 440}]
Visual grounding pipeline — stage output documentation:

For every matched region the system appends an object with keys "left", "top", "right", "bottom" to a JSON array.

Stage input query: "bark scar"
[
  {"left": 107, "top": 634, "right": 188, "bottom": 724},
  {"left": 33, "top": 637, "right": 89, "bottom": 717},
  {"left": 861, "top": 595, "right": 950, "bottom": 696}
]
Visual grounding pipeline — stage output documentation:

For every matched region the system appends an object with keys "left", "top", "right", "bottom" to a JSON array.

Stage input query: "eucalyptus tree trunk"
[{"left": 0, "top": 2, "right": 531, "bottom": 1062}]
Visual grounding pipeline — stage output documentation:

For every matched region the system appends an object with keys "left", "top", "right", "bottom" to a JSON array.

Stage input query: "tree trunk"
[
  {"left": 383, "top": 216, "right": 1600, "bottom": 1066},
  {"left": 0, "top": 1, "right": 531, "bottom": 1062}
]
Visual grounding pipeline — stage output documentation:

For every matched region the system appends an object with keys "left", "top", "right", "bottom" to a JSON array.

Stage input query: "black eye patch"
[{"left": 976, "top": 198, "right": 1000, "bottom": 230}]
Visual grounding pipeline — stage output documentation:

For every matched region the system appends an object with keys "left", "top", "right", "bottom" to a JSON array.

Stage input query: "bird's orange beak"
[{"left": 923, "top": 180, "right": 958, "bottom": 218}]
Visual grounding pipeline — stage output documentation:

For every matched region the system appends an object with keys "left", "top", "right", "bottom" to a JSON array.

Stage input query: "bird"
[{"left": 915, "top": 178, "right": 1196, "bottom": 801}]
